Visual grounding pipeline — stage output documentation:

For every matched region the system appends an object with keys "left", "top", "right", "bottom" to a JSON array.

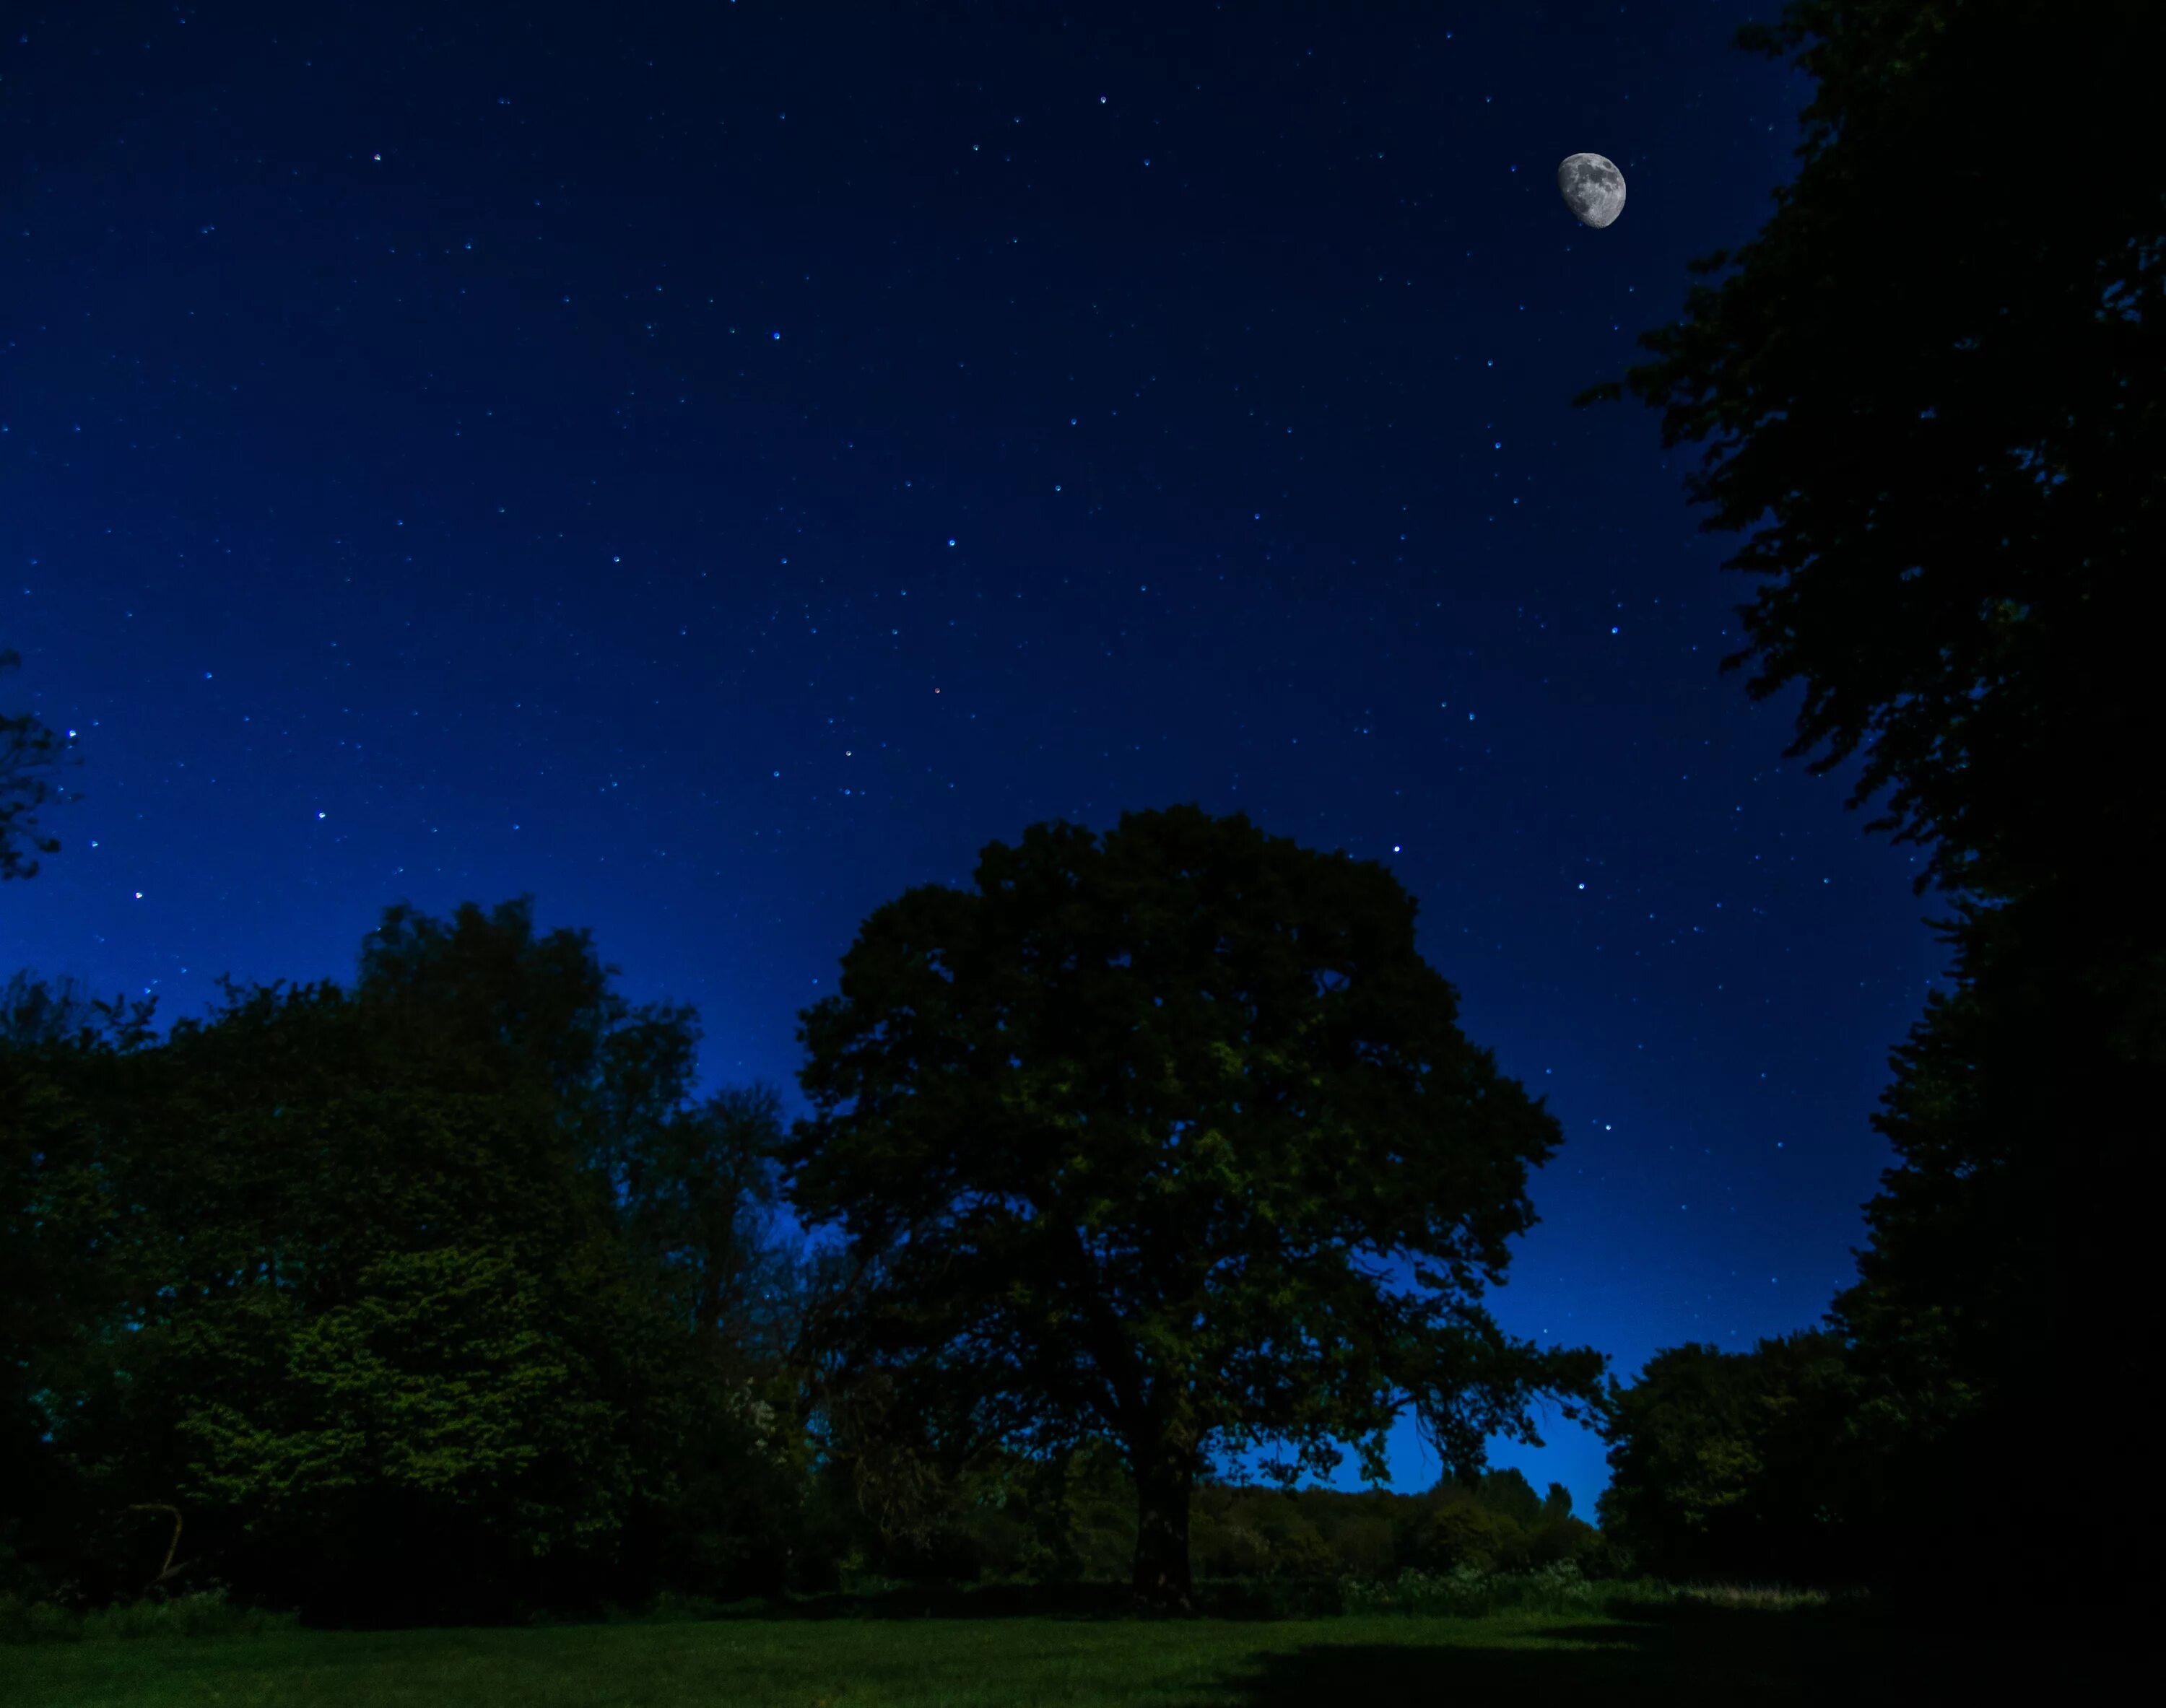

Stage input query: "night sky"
[{"left": 1, "top": 2, "right": 1949, "bottom": 1515}]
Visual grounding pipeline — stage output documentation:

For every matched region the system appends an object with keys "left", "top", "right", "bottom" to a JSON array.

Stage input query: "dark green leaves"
[{"left": 780, "top": 805, "right": 1609, "bottom": 1599}]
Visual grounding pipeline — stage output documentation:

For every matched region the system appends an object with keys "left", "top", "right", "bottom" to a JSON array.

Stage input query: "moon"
[{"left": 1557, "top": 153, "right": 1627, "bottom": 228}]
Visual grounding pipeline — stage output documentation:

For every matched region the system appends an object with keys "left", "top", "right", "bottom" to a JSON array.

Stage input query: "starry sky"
[{"left": 0, "top": 1, "right": 1954, "bottom": 1517}]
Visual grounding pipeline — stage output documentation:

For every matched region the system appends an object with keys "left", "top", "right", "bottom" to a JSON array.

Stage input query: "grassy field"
[{"left": 0, "top": 1585, "right": 2061, "bottom": 1708}]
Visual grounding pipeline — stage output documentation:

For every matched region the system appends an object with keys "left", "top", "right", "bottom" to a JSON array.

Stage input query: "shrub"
[
  {"left": 605, "top": 1590, "right": 727, "bottom": 1624},
  {"left": 1, "top": 1586, "right": 301, "bottom": 1644},
  {"left": 0, "top": 1593, "right": 84, "bottom": 1645},
  {"left": 1339, "top": 1559, "right": 1612, "bottom": 1619},
  {"left": 1401, "top": 1499, "right": 1523, "bottom": 1574}
]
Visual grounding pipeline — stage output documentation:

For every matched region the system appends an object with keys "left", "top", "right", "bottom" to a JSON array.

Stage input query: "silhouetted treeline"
[
  {"left": 0, "top": 911, "right": 827, "bottom": 1626},
  {"left": 0, "top": 877, "right": 2064, "bottom": 1631},
  {"left": 1, "top": 869, "right": 1610, "bottom": 1627},
  {"left": 842, "top": 1439, "right": 1616, "bottom": 1592},
  {"left": 9, "top": 0, "right": 2159, "bottom": 1631}
]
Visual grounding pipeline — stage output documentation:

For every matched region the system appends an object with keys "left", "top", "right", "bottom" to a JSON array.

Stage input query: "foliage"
[
  {"left": 1596, "top": 1331, "right": 1861, "bottom": 1587},
  {"left": 15, "top": 974, "right": 627, "bottom": 1618},
  {"left": 778, "top": 804, "right": 1608, "bottom": 1607},
  {"left": 1571, "top": 0, "right": 2162, "bottom": 925},
  {"left": 1334, "top": 885, "right": 2132, "bottom": 1612},
  {"left": 153, "top": 1245, "right": 646, "bottom": 1616},
  {"left": 6, "top": 0, "right": 2154, "bottom": 1637},
  {"left": 1339, "top": 1559, "right": 1610, "bottom": 1619},
  {"left": 0, "top": 646, "right": 84, "bottom": 882},
  {"left": 1575, "top": 0, "right": 2163, "bottom": 1608},
  {"left": 1814, "top": 883, "right": 2102, "bottom": 1605},
  {"left": 704, "top": 1421, "right": 1625, "bottom": 1597},
  {"left": 0, "top": 902, "right": 812, "bottom": 1626},
  {"left": 0, "top": 975, "right": 164, "bottom": 1611},
  {"left": 789, "top": 1390, "right": 1145, "bottom": 1594},
  {"left": 0, "top": 1586, "right": 302, "bottom": 1644}
]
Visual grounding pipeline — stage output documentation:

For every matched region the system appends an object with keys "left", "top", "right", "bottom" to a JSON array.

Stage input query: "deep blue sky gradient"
[{"left": 1, "top": 1, "right": 1946, "bottom": 1515}]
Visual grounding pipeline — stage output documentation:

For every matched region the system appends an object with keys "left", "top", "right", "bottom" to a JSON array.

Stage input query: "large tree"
[
  {"left": 1572, "top": 0, "right": 2161, "bottom": 942},
  {"left": 1572, "top": 0, "right": 2162, "bottom": 1605},
  {"left": 1819, "top": 886, "right": 2084, "bottom": 1601},
  {"left": 6, "top": 899, "right": 807, "bottom": 1621},
  {"left": 0, "top": 647, "right": 83, "bottom": 882},
  {"left": 778, "top": 804, "right": 1606, "bottom": 1611}
]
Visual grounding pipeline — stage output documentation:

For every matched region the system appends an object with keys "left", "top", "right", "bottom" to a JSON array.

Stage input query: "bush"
[
  {"left": 1339, "top": 1560, "right": 1613, "bottom": 1619},
  {"left": 1401, "top": 1501, "right": 1520, "bottom": 1574},
  {"left": 0, "top": 1593, "right": 84, "bottom": 1644},
  {"left": 1, "top": 1586, "right": 301, "bottom": 1644}
]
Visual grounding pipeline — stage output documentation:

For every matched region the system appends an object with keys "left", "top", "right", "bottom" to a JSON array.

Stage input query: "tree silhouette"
[
  {"left": 2, "top": 901, "right": 806, "bottom": 1624},
  {"left": 1597, "top": 1331, "right": 1856, "bottom": 1586},
  {"left": 778, "top": 804, "right": 1606, "bottom": 1611},
  {"left": 1574, "top": 0, "right": 2162, "bottom": 1608},
  {"left": 1572, "top": 0, "right": 2161, "bottom": 939},
  {"left": 0, "top": 648, "right": 83, "bottom": 883}
]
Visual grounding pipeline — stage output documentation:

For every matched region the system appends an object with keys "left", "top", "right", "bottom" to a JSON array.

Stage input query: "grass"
[{"left": 0, "top": 1579, "right": 2066, "bottom": 1706}]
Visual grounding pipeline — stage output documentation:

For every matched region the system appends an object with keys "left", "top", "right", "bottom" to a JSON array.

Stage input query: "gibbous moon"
[{"left": 1558, "top": 153, "right": 1627, "bottom": 228}]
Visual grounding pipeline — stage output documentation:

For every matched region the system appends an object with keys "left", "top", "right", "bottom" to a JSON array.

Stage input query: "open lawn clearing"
[{"left": 0, "top": 1605, "right": 2063, "bottom": 1707}]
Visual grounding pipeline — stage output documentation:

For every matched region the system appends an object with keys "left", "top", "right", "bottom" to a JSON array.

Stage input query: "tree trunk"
[{"left": 1130, "top": 1455, "right": 1195, "bottom": 1613}]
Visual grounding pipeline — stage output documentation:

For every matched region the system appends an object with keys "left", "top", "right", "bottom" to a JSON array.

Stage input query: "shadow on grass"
[
  {"left": 1174, "top": 1603, "right": 2064, "bottom": 1708},
  {"left": 1178, "top": 1634, "right": 1728, "bottom": 1708}
]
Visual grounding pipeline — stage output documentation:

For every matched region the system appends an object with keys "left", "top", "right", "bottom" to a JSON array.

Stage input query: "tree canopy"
[
  {"left": 778, "top": 803, "right": 1606, "bottom": 1609},
  {"left": 1575, "top": 0, "right": 2161, "bottom": 1608},
  {"left": 10, "top": 0, "right": 2157, "bottom": 1629},
  {"left": 0, "top": 900, "right": 809, "bottom": 1625},
  {"left": 1573, "top": 0, "right": 2161, "bottom": 936},
  {"left": 1596, "top": 1331, "right": 1857, "bottom": 1586}
]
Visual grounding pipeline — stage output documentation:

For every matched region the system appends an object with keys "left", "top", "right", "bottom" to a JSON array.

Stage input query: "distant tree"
[
  {"left": 0, "top": 648, "right": 83, "bottom": 882},
  {"left": 1597, "top": 1330, "right": 1856, "bottom": 1586},
  {"left": 614, "top": 1081, "right": 799, "bottom": 1371},
  {"left": 1404, "top": 1497, "right": 1523, "bottom": 1576},
  {"left": 778, "top": 805, "right": 1607, "bottom": 1611},
  {"left": 0, "top": 972, "right": 163, "bottom": 1063},
  {"left": 1392, "top": 1470, "right": 1593, "bottom": 1577},
  {"left": 349, "top": 894, "right": 656, "bottom": 1135},
  {"left": 1472, "top": 1467, "right": 1545, "bottom": 1532}
]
